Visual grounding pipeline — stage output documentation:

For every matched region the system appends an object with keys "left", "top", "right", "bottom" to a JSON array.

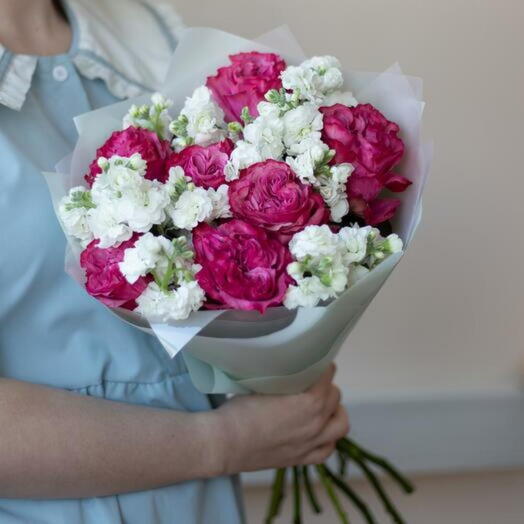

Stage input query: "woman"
[{"left": 0, "top": 1, "right": 350, "bottom": 522}]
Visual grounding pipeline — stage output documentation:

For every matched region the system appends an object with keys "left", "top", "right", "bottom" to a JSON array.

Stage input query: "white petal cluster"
[
  {"left": 281, "top": 56, "right": 345, "bottom": 105},
  {"left": 136, "top": 280, "right": 205, "bottom": 322},
  {"left": 282, "top": 103, "right": 324, "bottom": 154},
  {"left": 284, "top": 224, "right": 403, "bottom": 309},
  {"left": 174, "top": 86, "right": 227, "bottom": 149},
  {"left": 317, "top": 163, "right": 354, "bottom": 223},
  {"left": 89, "top": 154, "right": 170, "bottom": 248},
  {"left": 119, "top": 233, "right": 174, "bottom": 284},
  {"left": 289, "top": 224, "right": 342, "bottom": 260},
  {"left": 165, "top": 169, "right": 231, "bottom": 229},
  {"left": 58, "top": 186, "right": 94, "bottom": 247},
  {"left": 170, "top": 188, "right": 214, "bottom": 230},
  {"left": 207, "top": 184, "right": 232, "bottom": 220},
  {"left": 286, "top": 140, "right": 330, "bottom": 184},
  {"left": 123, "top": 93, "right": 174, "bottom": 140},
  {"left": 225, "top": 141, "right": 263, "bottom": 181}
]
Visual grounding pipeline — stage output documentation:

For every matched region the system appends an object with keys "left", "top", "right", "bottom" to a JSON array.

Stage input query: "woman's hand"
[{"left": 213, "top": 364, "right": 349, "bottom": 475}]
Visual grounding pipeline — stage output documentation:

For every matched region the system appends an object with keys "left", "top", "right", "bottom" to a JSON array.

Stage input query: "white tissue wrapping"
[{"left": 43, "top": 26, "right": 432, "bottom": 394}]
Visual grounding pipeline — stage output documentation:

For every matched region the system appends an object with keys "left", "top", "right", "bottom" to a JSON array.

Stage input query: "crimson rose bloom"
[
  {"left": 166, "top": 139, "right": 234, "bottom": 190},
  {"left": 193, "top": 220, "right": 293, "bottom": 313},
  {"left": 206, "top": 51, "right": 286, "bottom": 123},
  {"left": 320, "top": 103, "right": 411, "bottom": 225},
  {"left": 80, "top": 236, "right": 149, "bottom": 310},
  {"left": 229, "top": 160, "right": 329, "bottom": 243},
  {"left": 84, "top": 127, "right": 172, "bottom": 187}
]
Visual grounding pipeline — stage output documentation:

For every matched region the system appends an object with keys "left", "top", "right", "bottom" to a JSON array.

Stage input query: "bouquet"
[{"left": 45, "top": 27, "right": 431, "bottom": 524}]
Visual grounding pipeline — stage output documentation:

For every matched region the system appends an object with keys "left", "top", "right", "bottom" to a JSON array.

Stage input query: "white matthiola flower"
[
  {"left": 87, "top": 206, "right": 133, "bottom": 248},
  {"left": 119, "top": 233, "right": 174, "bottom": 284},
  {"left": 243, "top": 113, "right": 284, "bottom": 160},
  {"left": 58, "top": 186, "right": 94, "bottom": 247},
  {"left": 175, "top": 86, "right": 227, "bottom": 147},
  {"left": 366, "top": 230, "right": 404, "bottom": 268},
  {"left": 207, "top": 184, "right": 232, "bottom": 220},
  {"left": 89, "top": 154, "right": 169, "bottom": 246},
  {"left": 316, "top": 163, "right": 354, "bottom": 222},
  {"left": 169, "top": 187, "right": 213, "bottom": 230},
  {"left": 123, "top": 93, "right": 173, "bottom": 139},
  {"left": 284, "top": 276, "right": 333, "bottom": 309},
  {"left": 322, "top": 90, "right": 358, "bottom": 107},
  {"left": 338, "top": 224, "right": 372, "bottom": 264},
  {"left": 282, "top": 103, "right": 323, "bottom": 151},
  {"left": 286, "top": 140, "right": 329, "bottom": 184},
  {"left": 225, "top": 141, "right": 262, "bottom": 181},
  {"left": 135, "top": 280, "right": 205, "bottom": 321},
  {"left": 384, "top": 234, "right": 403, "bottom": 254},
  {"left": 281, "top": 56, "right": 344, "bottom": 104},
  {"left": 289, "top": 225, "right": 342, "bottom": 260}
]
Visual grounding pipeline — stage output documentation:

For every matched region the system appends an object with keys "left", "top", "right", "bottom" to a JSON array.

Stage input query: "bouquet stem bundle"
[{"left": 265, "top": 439, "right": 414, "bottom": 524}]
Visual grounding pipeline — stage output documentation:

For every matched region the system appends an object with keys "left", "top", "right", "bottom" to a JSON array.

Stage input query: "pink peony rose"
[
  {"left": 166, "top": 139, "right": 234, "bottom": 190},
  {"left": 80, "top": 236, "right": 149, "bottom": 310},
  {"left": 84, "top": 127, "right": 173, "bottom": 187},
  {"left": 229, "top": 160, "right": 329, "bottom": 243},
  {"left": 206, "top": 52, "right": 286, "bottom": 123},
  {"left": 320, "top": 103, "right": 411, "bottom": 225},
  {"left": 193, "top": 220, "right": 293, "bottom": 313}
]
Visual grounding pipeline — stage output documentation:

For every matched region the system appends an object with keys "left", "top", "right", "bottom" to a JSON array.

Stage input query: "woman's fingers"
[
  {"left": 301, "top": 442, "right": 336, "bottom": 465},
  {"left": 307, "top": 364, "right": 337, "bottom": 396},
  {"left": 313, "top": 405, "right": 350, "bottom": 447}
]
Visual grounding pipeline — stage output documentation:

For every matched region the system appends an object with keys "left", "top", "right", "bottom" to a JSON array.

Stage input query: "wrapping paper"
[{"left": 44, "top": 27, "right": 432, "bottom": 395}]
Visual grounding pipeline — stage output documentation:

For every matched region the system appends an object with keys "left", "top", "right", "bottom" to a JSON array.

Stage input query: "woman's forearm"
[{"left": 0, "top": 378, "right": 224, "bottom": 499}]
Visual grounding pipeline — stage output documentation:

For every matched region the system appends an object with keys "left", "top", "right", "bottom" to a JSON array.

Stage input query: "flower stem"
[
  {"left": 315, "top": 465, "right": 350, "bottom": 524},
  {"left": 345, "top": 438, "right": 415, "bottom": 494},
  {"left": 302, "top": 466, "right": 322, "bottom": 514},
  {"left": 292, "top": 466, "right": 302, "bottom": 524},
  {"left": 265, "top": 468, "right": 287, "bottom": 524},
  {"left": 342, "top": 449, "right": 406, "bottom": 524},
  {"left": 337, "top": 449, "right": 348, "bottom": 477},
  {"left": 324, "top": 464, "right": 377, "bottom": 524}
]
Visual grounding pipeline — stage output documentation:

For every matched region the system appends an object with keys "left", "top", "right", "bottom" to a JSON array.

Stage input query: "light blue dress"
[{"left": 0, "top": 4, "right": 245, "bottom": 524}]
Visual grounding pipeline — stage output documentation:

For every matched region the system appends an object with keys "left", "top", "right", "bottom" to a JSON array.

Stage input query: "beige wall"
[{"left": 175, "top": 0, "right": 524, "bottom": 397}]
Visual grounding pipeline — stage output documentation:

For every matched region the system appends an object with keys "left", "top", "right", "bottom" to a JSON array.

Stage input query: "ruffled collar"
[{"left": 0, "top": 0, "right": 184, "bottom": 111}]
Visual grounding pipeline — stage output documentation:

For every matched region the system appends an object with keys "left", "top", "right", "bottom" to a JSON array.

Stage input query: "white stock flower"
[
  {"left": 180, "top": 86, "right": 227, "bottom": 147},
  {"left": 135, "top": 280, "right": 205, "bottom": 321},
  {"left": 322, "top": 90, "right": 358, "bottom": 107},
  {"left": 89, "top": 154, "right": 169, "bottom": 246},
  {"left": 282, "top": 103, "right": 323, "bottom": 151},
  {"left": 169, "top": 187, "right": 213, "bottom": 230},
  {"left": 384, "top": 234, "right": 403, "bottom": 254},
  {"left": 119, "top": 233, "right": 174, "bottom": 284},
  {"left": 87, "top": 206, "right": 133, "bottom": 248},
  {"left": 243, "top": 113, "right": 285, "bottom": 160},
  {"left": 338, "top": 224, "right": 372, "bottom": 264},
  {"left": 58, "top": 186, "right": 94, "bottom": 247},
  {"left": 208, "top": 184, "right": 232, "bottom": 220},
  {"left": 281, "top": 56, "right": 344, "bottom": 104},
  {"left": 225, "top": 141, "right": 262, "bottom": 181},
  {"left": 316, "top": 163, "right": 353, "bottom": 222},
  {"left": 289, "top": 225, "right": 342, "bottom": 260},
  {"left": 286, "top": 140, "right": 329, "bottom": 185},
  {"left": 122, "top": 93, "right": 174, "bottom": 139},
  {"left": 284, "top": 276, "right": 333, "bottom": 309}
]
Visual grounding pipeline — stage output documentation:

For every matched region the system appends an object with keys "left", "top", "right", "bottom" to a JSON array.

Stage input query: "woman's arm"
[{"left": 0, "top": 365, "right": 348, "bottom": 499}]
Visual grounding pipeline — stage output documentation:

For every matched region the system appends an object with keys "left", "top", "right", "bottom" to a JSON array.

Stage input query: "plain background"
[{"left": 174, "top": 1, "right": 524, "bottom": 522}]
